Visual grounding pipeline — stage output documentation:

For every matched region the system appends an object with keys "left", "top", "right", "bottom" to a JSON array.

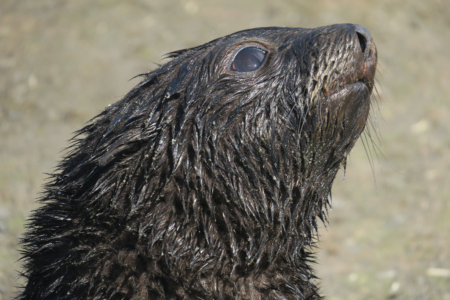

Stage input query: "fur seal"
[{"left": 18, "top": 24, "right": 377, "bottom": 299}]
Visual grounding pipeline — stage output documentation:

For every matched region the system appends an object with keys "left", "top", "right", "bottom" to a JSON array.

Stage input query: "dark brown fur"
[{"left": 18, "top": 24, "right": 377, "bottom": 299}]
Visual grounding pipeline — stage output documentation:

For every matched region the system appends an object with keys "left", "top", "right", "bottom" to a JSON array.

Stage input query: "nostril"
[
  {"left": 353, "top": 24, "right": 373, "bottom": 59},
  {"left": 356, "top": 32, "right": 367, "bottom": 55}
]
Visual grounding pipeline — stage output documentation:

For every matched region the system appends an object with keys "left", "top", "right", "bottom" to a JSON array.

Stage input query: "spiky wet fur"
[{"left": 18, "top": 25, "right": 377, "bottom": 300}]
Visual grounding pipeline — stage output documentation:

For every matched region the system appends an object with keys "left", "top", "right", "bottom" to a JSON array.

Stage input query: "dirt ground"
[{"left": 0, "top": 0, "right": 449, "bottom": 299}]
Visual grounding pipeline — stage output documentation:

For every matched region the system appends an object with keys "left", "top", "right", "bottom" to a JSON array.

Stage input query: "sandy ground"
[{"left": 0, "top": 0, "right": 449, "bottom": 299}]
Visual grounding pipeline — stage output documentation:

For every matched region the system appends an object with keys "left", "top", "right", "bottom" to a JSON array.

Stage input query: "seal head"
[{"left": 20, "top": 24, "right": 377, "bottom": 300}]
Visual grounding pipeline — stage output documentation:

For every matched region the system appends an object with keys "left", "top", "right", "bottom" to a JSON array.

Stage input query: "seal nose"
[{"left": 354, "top": 24, "right": 373, "bottom": 59}]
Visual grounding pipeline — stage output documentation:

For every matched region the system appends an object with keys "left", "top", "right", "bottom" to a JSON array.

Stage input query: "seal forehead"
[{"left": 219, "top": 25, "right": 356, "bottom": 47}]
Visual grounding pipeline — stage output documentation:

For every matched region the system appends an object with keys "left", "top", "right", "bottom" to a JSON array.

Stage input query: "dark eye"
[{"left": 231, "top": 47, "right": 267, "bottom": 72}]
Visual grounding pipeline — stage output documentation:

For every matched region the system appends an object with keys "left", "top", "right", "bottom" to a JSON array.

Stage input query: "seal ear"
[
  {"left": 165, "top": 61, "right": 192, "bottom": 99},
  {"left": 97, "top": 59, "right": 195, "bottom": 168},
  {"left": 93, "top": 86, "right": 162, "bottom": 168},
  {"left": 97, "top": 129, "right": 144, "bottom": 167}
]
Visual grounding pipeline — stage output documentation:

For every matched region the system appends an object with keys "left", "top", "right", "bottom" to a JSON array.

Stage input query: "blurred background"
[{"left": 0, "top": 0, "right": 449, "bottom": 299}]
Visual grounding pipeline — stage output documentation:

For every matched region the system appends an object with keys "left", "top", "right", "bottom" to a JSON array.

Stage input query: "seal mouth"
[
  {"left": 320, "top": 36, "right": 377, "bottom": 139},
  {"left": 329, "top": 81, "right": 368, "bottom": 98},
  {"left": 327, "top": 36, "right": 377, "bottom": 104}
]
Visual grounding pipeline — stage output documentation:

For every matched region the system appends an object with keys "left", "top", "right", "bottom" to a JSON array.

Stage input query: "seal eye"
[{"left": 231, "top": 47, "right": 266, "bottom": 72}]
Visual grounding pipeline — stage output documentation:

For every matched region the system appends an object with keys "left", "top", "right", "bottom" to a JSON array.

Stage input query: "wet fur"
[{"left": 18, "top": 25, "right": 377, "bottom": 299}]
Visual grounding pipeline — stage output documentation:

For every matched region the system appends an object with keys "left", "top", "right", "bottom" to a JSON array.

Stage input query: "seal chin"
[
  {"left": 327, "top": 81, "right": 370, "bottom": 111},
  {"left": 328, "top": 81, "right": 371, "bottom": 138},
  {"left": 347, "top": 81, "right": 370, "bottom": 95}
]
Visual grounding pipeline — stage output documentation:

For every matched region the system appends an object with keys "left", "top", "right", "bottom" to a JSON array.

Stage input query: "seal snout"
[
  {"left": 354, "top": 24, "right": 373, "bottom": 59},
  {"left": 351, "top": 24, "right": 378, "bottom": 92}
]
